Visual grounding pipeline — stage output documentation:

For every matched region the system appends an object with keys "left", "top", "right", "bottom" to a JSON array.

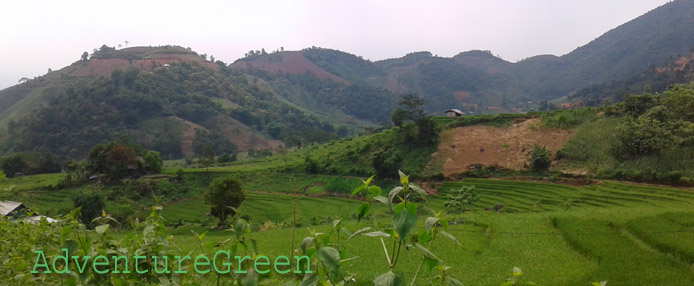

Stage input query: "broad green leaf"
[
  {"left": 439, "top": 230, "right": 461, "bottom": 246},
  {"left": 389, "top": 186, "right": 403, "bottom": 205},
  {"left": 364, "top": 175, "right": 375, "bottom": 186},
  {"left": 368, "top": 185, "right": 382, "bottom": 196},
  {"left": 317, "top": 247, "right": 340, "bottom": 274},
  {"left": 393, "top": 210, "right": 417, "bottom": 243},
  {"left": 350, "top": 185, "right": 366, "bottom": 198},
  {"left": 439, "top": 218, "right": 449, "bottom": 231},
  {"left": 394, "top": 202, "right": 405, "bottom": 214},
  {"left": 333, "top": 219, "right": 341, "bottom": 228},
  {"left": 347, "top": 227, "right": 372, "bottom": 240},
  {"left": 362, "top": 231, "right": 391, "bottom": 238},
  {"left": 414, "top": 243, "right": 442, "bottom": 262},
  {"left": 422, "top": 206, "right": 437, "bottom": 216},
  {"left": 398, "top": 170, "right": 408, "bottom": 185},
  {"left": 410, "top": 184, "right": 428, "bottom": 198},
  {"left": 373, "top": 196, "right": 390, "bottom": 205},
  {"left": 406, "top": 202, "right": 417, "bottom": 215},
  {"left": 95, "top": 224, "right": 109, "bottom": 235},
  {"left": 418, "top": 229, "right": 433, "bottom": 245},
  {"left": 301, "top": 237, "right": 315, "bottom": 254},
  {"left": 299, "top": 274, "right": 319, "bottom": 286},
  {"left": 425, "top": 217, "right": 439, "bottom": 233},
  {"left": 374, "top": 271, "right": 404, "bottom": 286},
  {"left": 357, "top": 203, "right": 370, "bottom": 222},
  {"left": 500, "top": 281, "right": 515, "bottom": 286}
]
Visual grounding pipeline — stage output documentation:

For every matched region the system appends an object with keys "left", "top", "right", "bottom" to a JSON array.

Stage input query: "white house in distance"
[{"left": 445, "top": 109, "right": 464, "bottom": 118}]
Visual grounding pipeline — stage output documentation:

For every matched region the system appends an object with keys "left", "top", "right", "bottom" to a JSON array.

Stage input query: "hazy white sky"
[{"left": 0, "top": 0, "right": 668, "bottom": 90}]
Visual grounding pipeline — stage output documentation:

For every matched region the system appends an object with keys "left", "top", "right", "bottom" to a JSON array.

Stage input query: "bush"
[
  {"left": 529, "top": 145, "right": 551, "bottom": 172},
  {"left": 73, "top": 193, "right": 105, "bottom": 226}
]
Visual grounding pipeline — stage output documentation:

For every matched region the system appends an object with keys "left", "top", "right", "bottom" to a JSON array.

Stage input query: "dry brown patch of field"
[{"left": 434, "top": 118, "right": 573, "bottom": 177}]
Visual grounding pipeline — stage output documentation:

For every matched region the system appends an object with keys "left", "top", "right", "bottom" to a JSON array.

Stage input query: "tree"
[
  {"left": 1, "top": 155, "right": 28, "bottom": 178},
  {"left": 142, "top": 151, "right": 162, "bottom": 174},
  {"left": 81, "top": 51, "right": 89, "bottom": 62},
  {"left": 198, "top": 146, "right": 215, "bottom": 171},
  {"left": 74, "top": 194, "right": 105, "bottom": 226},
  {"left": 400, "top": 94, "right": 426, "bottom": 121},
  {"left": 391, "top": 108, "right": 408, "bottom": 128},
  {"left": 204, "top": 177, "right": 245, "bottom": 226},
  {"left": 413, "top": 117, "right": 439, "bottom": 145}
]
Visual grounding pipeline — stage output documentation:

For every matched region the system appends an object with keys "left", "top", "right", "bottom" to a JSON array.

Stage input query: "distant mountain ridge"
[{"left": 2, "top": 0, "right": 694, "bottom": 159}]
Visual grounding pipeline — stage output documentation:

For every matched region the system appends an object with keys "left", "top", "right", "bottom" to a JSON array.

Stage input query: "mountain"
[
  {"left": 0, "top": 46, "right": 351, "bottom": 160},
  {"left": 3, "top": 0, "right": 694, "bottom": 160}
]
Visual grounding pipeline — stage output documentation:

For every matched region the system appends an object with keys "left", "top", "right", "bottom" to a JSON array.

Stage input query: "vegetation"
[
  {"left": 528, "top": 145, "right": 551, "bottom": 172},
  {"left": 0, "top": 152, "right": 60, "bottom": 178},
  {"left": 204, "top": 177, "right": 245, "bottom": 226},
  {"left": 559, "top": 83, "right": 694, "bottom": 183}
]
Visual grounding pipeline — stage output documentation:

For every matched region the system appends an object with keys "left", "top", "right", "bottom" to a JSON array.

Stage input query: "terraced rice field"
[
  {"left": 161, "top": 192, "right": 368, "bottom": 225},
  {"left": 436, "top": 179, "right": 694, "bottom": 212}
]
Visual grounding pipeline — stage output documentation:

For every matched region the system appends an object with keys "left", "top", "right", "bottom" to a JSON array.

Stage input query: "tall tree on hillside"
[
  {"left": 391, "top": 108, "right": 408, "bottom": 128},
  {"left": 400, "top": 94, "right": 427, "bottom": 121},
  {"left": 81, "top": 51, "right": 89, "bottom": 62}
]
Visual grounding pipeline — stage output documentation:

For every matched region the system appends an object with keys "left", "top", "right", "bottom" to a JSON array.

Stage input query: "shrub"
[
  {"left": 73, "top": 193, "right": 105, "bottom": 226},
  {"left": 529, "top": 145, "right": 551, "bottom": 172},
  {"left": 444, "top": 185, "right": 478, "bottom": 214}
]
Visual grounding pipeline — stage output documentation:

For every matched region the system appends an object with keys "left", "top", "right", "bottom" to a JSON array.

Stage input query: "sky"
[{"left": 0, "top": 0, "right": 669, "bottom": 90}]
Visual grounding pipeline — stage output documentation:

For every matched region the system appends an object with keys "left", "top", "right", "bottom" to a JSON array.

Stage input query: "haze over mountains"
[{"left": 1, "top": 0, "right": 694, "bottom": 160}]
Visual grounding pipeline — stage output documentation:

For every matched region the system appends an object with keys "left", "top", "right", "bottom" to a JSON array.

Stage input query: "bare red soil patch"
[
  {"left": 434, "top": 118, "right": 573, "bottom": 177},
  {"left": 230, "top": 51, "right": 349, "bottom": 85}
]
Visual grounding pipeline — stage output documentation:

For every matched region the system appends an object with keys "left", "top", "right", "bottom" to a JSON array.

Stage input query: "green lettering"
[
  {"left": 274, "top": 256, "right": 291, "bottom": 274},
  {"left": 113, "top": 255, "right": 130, "bottom": 274},
  {"left": 213, "top": 250, "right": 231, "bottom": 274},
  {"left": 174, "top": 255, "right": 190, "bottom": 274},
  {"left": 134, "top": 251, "right": 148, "bottom": 274},
  {"left": 194, "top": 255, "right": 210, "bottom": 274},
  {"left": 92, "top": 256, "right": 109, "bottom": 274},
  {"left": 234, "top": 255, "right": 252, "bottom": 274},
  {"left": 152, "top": 256, "right": 170, "bottom": 274},
  {"left": 254, "top": 255, "right": 270, "bottom": 274},
  {"left": 31, "top": 250, "right": 51, "bottom": 274},
  {"left": 72, "top": 256, "right": 91, "bottom": 273},
  {"left": 52, "top": 248, "right": 70, "bottom": 274},
  {"left": 294, "top": 255, "right": 312, "bottom": 274}
]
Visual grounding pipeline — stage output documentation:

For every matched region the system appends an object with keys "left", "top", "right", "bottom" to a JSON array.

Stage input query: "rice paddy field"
[{"left": 4, "top": 174, "right": 694, "bottom": 285}]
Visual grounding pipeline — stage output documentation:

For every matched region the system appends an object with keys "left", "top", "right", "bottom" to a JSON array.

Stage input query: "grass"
[{"left": 6, "top": 173, "right": 694, "bottom": 285}]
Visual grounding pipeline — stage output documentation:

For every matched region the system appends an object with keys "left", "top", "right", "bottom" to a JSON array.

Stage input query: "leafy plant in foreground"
[{"left": 348, "top": 171, "right": 462, "bottom": 286}]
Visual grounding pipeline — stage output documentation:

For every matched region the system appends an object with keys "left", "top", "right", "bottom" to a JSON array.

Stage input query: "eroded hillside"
[{"left": 432, "top": 118, "right": 573, "bottom": 177}]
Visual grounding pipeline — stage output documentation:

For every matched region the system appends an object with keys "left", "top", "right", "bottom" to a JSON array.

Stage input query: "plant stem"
[
  {"left": 410, "top": 232, "right": 436, "bottom": 286},
  {"left": 379, "top": 237, "right": 392, "bottom": 267}
]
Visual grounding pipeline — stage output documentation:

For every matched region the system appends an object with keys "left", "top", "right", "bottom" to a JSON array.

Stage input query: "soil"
[
  {"left": 229, "top": 51, "right": 350, "bottom": 85},
  {"left": 434, "top": 118, "right": 574, "bottom": 177}
]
